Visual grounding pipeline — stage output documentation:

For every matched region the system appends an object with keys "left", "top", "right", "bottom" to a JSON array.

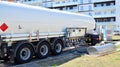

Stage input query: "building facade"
[
  {"left": 116, "top": 0, "right": 120, "bottom": 31},
  {"left": 94, "top": 0, "right": 116, "bottom": 32},
  {"left": 43, "top": 0, "right": 94, "bottom": 16}
]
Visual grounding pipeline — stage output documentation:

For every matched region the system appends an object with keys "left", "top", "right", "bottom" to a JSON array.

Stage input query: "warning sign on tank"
[{"left": 0, "top": 23, "right": 8, "bottom": 32}]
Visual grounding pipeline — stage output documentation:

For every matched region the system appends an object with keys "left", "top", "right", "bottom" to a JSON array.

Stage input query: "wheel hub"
[
  {"left": 55, "top": 43, "right": 62, "bottom": 53},
  {"left": 40, "top": 45, "right": 48, "bottom": 56},
  {"left": 20, "top": 48, "right": 31, "bottom": 60}
]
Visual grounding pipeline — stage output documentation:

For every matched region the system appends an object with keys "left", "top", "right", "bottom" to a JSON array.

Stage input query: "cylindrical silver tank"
[
  {"left": 87, "top": 43, "right": 116, "bottom": 56},
  {"left": 0, "top": 1, "right": 95, "bottom": 34}
]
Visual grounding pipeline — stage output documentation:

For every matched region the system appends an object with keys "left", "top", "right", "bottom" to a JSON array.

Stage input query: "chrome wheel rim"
[
  {"left": 40, "top": 45, "right": 48, "bottom": 56},
  {"left": 55, "top": 43, "right": 62, "bottom": 53},
  {"left": 20, "top": 48, "right": 31, "bottom": 60}
]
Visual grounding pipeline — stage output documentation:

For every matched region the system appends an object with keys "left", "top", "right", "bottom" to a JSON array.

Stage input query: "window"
[
  {"left": 69, "top": 6, "right": 73, "bottom": 10},
  {"left": 94, "top": 1, "right": 115, "bottom": 7},
  {"left": 73, "top": 6, "right": 77, "bottom": 9},
  {"left": 95, "top": 17, "right": 115, "bottom": 22},
  {"left": 111, "top": 18, "right": 114, "bottom": 22},
  {"left": 67, "top": 0, "right": 70, "bottom": 2},
  {"left": 89, "top": 12, "right": 92, "bottom": 16},
  {"left": 106, "top": 2, "right": 110, "bottom": 6},
  {"left": 55, "top": 2, "right": 60, "bottom": 4},
  {"left": 89, "top": 5, "right": 92, "bottom": 10},
  {"left": 73, "top": 0, "right": 77, "bottom": 2},
  {"left": 63, "top": 7, "right": 66, "bottom": 10},
  {"left": 111, "top": 10, "right": 115, "bottom": 14},
  {"left": 104, "top": 18, "right": 107, "bottom": 22},
  {"left": 103, "top": 3, "right": 106, "bottom": 6},
  {"left": 80, "top": 6, "right": 83, "bottom": 11},
  {"left": 104, "top": 11, "right": 107, "bottom": 14},
  {"left": 96, "top": 4, "right": 101, "bottom": 7},
  {"left": 60, "top": 7, "right": 63, "bottom": 10},
  {"left": 88, "top": 0, "right": 92, "bottom": 3},
  {"left": 66, "top": 7, "right": 69, "bottom": 10},
  {"left": 80, "top": 0, "right": 83, "bottom": 4},
  {"left": 110, "top": 2, "right": 114, "bottom": 6},
  {"left": 24, "top": 0, "right": 27, "bottom": 2},
  {"left": 94, "top": 4, "right": 97, "bottom": 7},
  {"left": 62, "top": 1, "right": 65, "bottom": 3},
  {"left": 95, "top": 12, "right": 101, "bottom": 15}
]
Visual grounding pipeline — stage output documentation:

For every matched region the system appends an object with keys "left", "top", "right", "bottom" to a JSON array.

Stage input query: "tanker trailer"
[{"left": 0, "top": 1, "right": 99, "bottom": 63}]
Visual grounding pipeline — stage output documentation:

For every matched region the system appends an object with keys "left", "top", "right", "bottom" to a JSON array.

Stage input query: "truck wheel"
[
  {"left": 37, "top": 41, "right": 50, "bottom": 59},
  {"left": 91, "top": 43, "right": 96, "bottom": 46},
  {"left": 52, "top": 40, "right": 63, "bottom": 55},
  {"left": 15, "top": 44, "right": 33, "bottom": 64}
]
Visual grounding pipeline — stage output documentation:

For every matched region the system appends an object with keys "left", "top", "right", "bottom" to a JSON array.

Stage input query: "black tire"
[
  {"left": 3, "top": 57, "right": 9, "bottom": 62},
  {"left": 52, "top": 40, "right": 63, "bottom": 55},
  {"left": 15, "top": 44, "right": 34, "bottom": 64},
  {"left": 37, "top": 41, "right": 50, "bottom": 59},
  {"left": 91, "top": 43, "right": 96, "bottom": 46}
]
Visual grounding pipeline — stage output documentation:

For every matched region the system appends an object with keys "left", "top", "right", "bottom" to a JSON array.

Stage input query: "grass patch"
[
  {"left": 52, "top": 64, "right": 57, "bottom": 67},
  {"left": 116, "top": 45, "right": 120, "bottom": 49},
  {"left": 58, "top": 52, "right": 120, "bottom": 67}
]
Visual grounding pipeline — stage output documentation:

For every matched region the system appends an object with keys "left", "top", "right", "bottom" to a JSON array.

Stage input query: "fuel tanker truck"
[{"left": 0, "top": 1, "right": 99, "bottom": 63}]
